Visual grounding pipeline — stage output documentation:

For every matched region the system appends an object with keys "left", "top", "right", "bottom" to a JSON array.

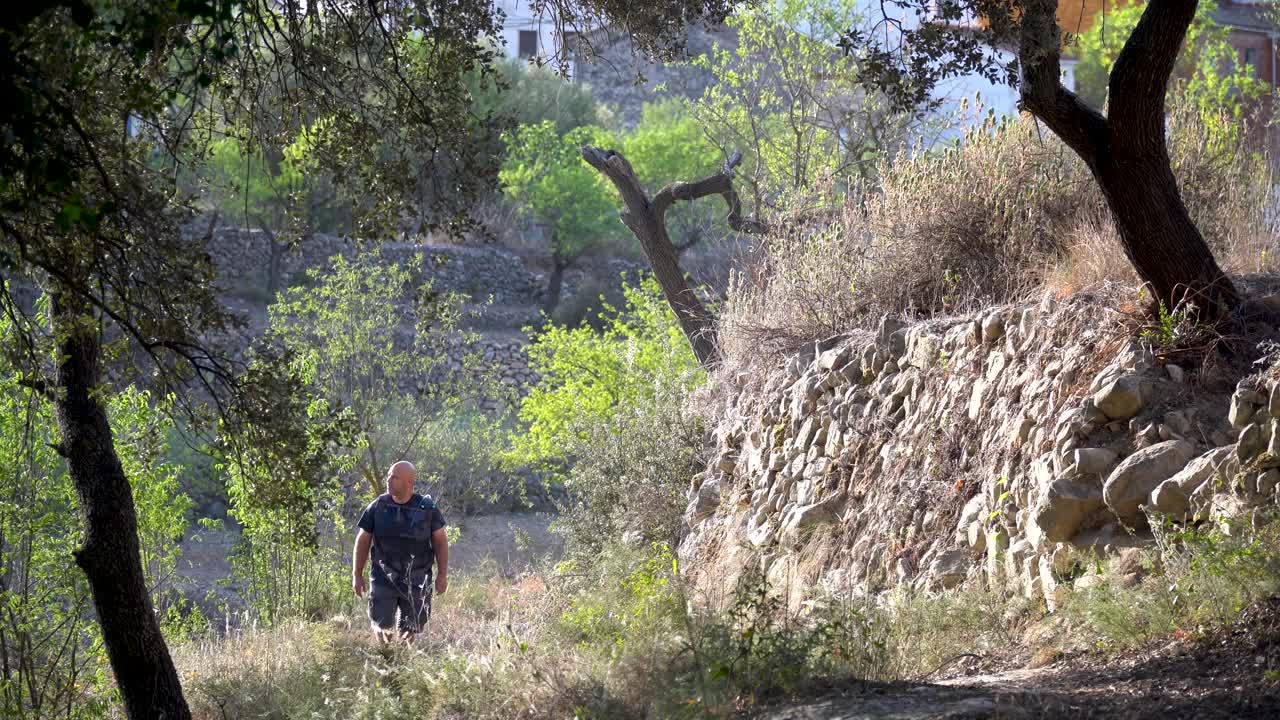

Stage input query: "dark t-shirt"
[{"left": 357, "top": 493, "right": 446, "bottom": 587}]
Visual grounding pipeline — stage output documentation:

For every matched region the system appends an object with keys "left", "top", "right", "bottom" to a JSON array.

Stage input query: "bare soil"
[{"left": 754, "top": 597, "right": 1280, "bottom": 719}]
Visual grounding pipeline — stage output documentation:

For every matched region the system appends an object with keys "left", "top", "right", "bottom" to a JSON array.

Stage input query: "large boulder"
[
  {"left": 1093, "top": 376, "right": 1143, "bottom": 420},
  {"left": 1148, "top": 446, "right": 1233, "bottom": 516},
  {"left": 1103, "top": 440, "right": 1196, "bottom": 519},
  {"left": 927, "top": 548, "right": 971, "bottom": 590},
  {"left": 1031, "top": 478, "right": 1105, "bottom": 543}
]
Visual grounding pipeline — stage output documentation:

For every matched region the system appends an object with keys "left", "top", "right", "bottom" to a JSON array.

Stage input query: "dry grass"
[{"left": 718, "top": 95, "right": 1279, "bottom": 373}]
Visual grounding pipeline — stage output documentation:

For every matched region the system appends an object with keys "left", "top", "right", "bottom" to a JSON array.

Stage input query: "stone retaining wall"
[{"left": 681, "top": 293, "right": 1280, "bottom": 611}]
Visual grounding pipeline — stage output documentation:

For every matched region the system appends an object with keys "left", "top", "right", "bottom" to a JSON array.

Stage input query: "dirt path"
[{"left": 755, "top": 598, "right": 1280, "bottom": 719}]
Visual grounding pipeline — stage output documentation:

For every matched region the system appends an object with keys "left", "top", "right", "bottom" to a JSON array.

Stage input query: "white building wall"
[{"left": 492, "top": 0, "right": 561, "bottom": 63}]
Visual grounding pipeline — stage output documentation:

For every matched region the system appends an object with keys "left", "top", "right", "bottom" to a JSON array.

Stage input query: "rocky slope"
[{"left": 681, "top": 288, "right": 1280, "bottom": 611}]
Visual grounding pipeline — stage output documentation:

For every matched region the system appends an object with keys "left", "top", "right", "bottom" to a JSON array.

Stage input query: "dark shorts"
[{"left": 368, "top": 577, "right": 433, "bottom": 634}]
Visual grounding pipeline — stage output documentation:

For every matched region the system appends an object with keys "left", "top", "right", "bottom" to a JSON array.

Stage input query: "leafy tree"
[
  {"left": 509, "top": 277, "right": 703, "bottom": 469},
  {"left": 500, "top": 121, "right": 625, "bottom": 315},
  {"left": 690, "top": 0, "right": 917, "bottom": 203},
  {"left": 843, "top": 0, "right": 1244, "bottom": 321},
  {"left": 203, "top": 123, "right": 347, "bottom": 296},
  {"left": 266, "top": 251, "right": 472, "bottom": 498}
]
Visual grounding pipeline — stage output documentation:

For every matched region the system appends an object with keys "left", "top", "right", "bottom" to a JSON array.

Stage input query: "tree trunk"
[
  {"left": 1017, "top": 0, "right": 1238, "bottom": 321},
  {"left": 1093, "top": 150, "right": 1237, "bottom": 319},
  {"left": 49, "top": 292, "right": 191, "bottom": 720},
  {"left": 542, "top": 253, "right": 568, "bottom": 318},
  {"left": 581, "top": 148, "right": 764, "bottom": 368}
]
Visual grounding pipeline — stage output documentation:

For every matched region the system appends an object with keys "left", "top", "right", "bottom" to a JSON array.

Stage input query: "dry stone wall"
[
  {"left": 206, "top": 227, "right": 544, "bottom": 306},
  {"left": 681, "top": 294, "right": 1280, "bottom": 611}
]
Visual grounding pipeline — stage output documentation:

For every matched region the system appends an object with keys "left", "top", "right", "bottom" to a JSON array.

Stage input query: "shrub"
[
  {"left": 719, "top": 84, "right": 1277, "bottom": 366},
  {"left": 1059, "top": 516, "right": 1280, "bottom": 651},
  {"left": 508, "top": 277, "right": 704, "bottom": 471}
]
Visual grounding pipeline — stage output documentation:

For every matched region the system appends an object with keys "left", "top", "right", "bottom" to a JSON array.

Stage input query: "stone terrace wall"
[
  {"left": 207, "top": 228, "right": 544, "bottom": 306},
  {"left": 681, "top": 294, "right": 1280, "bottom": 611}
]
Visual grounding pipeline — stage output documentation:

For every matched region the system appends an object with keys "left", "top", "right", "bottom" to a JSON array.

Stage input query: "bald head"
[{"left": 386, "top": 461, "right": 417, "bottom": 502}]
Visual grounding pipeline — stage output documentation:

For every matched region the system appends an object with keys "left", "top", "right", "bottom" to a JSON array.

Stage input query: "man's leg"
[
  {"left": 396, "top": 576, "right": 433, "bottom": 644},
  {"left": 367, "top": 581, "right": 398, "bottom": 642}
]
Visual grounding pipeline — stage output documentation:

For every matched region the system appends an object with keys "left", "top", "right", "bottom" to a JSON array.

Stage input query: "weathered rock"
[
  {"left": 1238, "top": 422, "right": 1263, "bottom": 462},
  {"left": 749, "top": 521, "right": 775, "bottom": 548},
  {"left": 686, "top": 479, "right": 721, "bottom": 527},
  {"left": 1103, "top": 440, "right": 1196, "bottom": 519},
  {"left": 927, "top": 548, "right": 971, "bottom": 590},
  {"left": 818, "top": 343, "right": 853, "bottom": 371},
  {"left": 779, "top": 497, "right": 841, "bottom": 545},
  {"left": 1032, "top": 479, "right": 1104, "bottom": 543},
  {"left": 1093, "top": 376, "right": 1144, "bottom": 420},
  {"left": 1148, "top": 481, "right": 1190, "bottom": 516},
  {"left": 1258, "top": 469, "right": 1280, "bottom": 496},
  {"left": 1230, "top": 391, "right": 1258, "bottom": 429},
  {"left": 1168, "top": 446, "right": 1231, "bottom": 495},
  {"left": 1072, "top": 447, "right": 1119, "bottom": 476},
  {"left": 981, "top": 311, "right": 1005, "bottom": 342},
  {"left": 907, "top": 331, "right": 942, "bottom": 370}
]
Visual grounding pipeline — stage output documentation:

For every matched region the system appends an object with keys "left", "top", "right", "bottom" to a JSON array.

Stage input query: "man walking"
[{"left": 352, "top": 460, "right": 449, "bottom": 643}]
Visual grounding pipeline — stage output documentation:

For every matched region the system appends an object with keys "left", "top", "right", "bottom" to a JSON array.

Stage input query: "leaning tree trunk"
[
  {"left": 49, "top": 292, "right": 192, "bottom": 720},
  {"left": 1018, "top": 0, "right": 1238, "bottom": 321},
  {"left": 581, "top": 149, "right": 766, "bottom": 368},
  {"left": 543, "top": 252, "right": 570, "bottom": 318}
]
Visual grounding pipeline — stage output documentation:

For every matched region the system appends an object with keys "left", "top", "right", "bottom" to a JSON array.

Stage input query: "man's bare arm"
[
  {"left": 352, "top": 528, "right": 372, "bottom": 597},
  {"left": 432, "top": 527, "right": 449, "bottom": 596}
]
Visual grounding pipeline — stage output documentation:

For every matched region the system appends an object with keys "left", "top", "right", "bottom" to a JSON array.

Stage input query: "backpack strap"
[{"left": 417, "top": 494, "right": 437, "bottom": 511}]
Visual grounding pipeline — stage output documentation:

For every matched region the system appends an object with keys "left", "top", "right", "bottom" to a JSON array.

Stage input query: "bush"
[
  {"left": 719, "top": 84, "right": 1277, "bottom": 365},
  {"left": 1059, "top": 516, "right": 1280, "bottom": 651}
]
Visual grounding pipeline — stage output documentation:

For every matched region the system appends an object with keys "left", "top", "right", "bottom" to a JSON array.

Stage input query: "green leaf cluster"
[
  {"left": 499, "top": 121, "right": 624, "bottom": 264},
  {"left": 507, "top": 277, "right": 703, "bottom": 470}
]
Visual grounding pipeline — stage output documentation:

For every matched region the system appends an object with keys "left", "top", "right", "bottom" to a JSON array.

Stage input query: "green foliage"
[
  {"left": 202, "top": 121, "right": 349, "bottom": 238},
  {"left": 267, "top": 250, "right": 472, "bottom": 498},
  {"left": 690, "top": 0, "right": 914, "bottom": 202},
  {"left": 676, "top": 567, "right": 890, "bottom": 713},
  {"left": 499, "top": 120, "right": 624, "bottom": 264},
  {"left": 409, "top": 408, "right": 513, "bottom": 515},
  {"left": 558, "top": 543, "right": 684, "bottom": 657},
  {"left": 1138, "top": 300, "right": 1215, "bottom": 353},
  {"left": 470, "top": 58, "right": 609, "bottom": 135},
  {"left": 508, "top": 277, "right": 703, "bottom": 471},
  {"left": 1073, "top": 4, "right": 1268, "bottom": 149},
  {"left": 108, "top": 387, "right": 193, "bottom": 617},
  {"left": 1060, "top": 518, "right": 1280, "bottom": 650},
  {"left": 0, "top": 306, "right": 194, "bottom": 717}
]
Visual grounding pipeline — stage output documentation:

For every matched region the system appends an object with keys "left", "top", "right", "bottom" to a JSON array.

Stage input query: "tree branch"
[
  {"left": 580, "top": 145, "right": 721, "bottom": 368},
  {"left": 652, "top": 151, "right": 769, "bottom": 235},
  {"left": 1107, "top": 0, "right": 1198, "bottom": 141},
  {"left": 1015, "top": 0, "right": 1108, "bottom": 163}
]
